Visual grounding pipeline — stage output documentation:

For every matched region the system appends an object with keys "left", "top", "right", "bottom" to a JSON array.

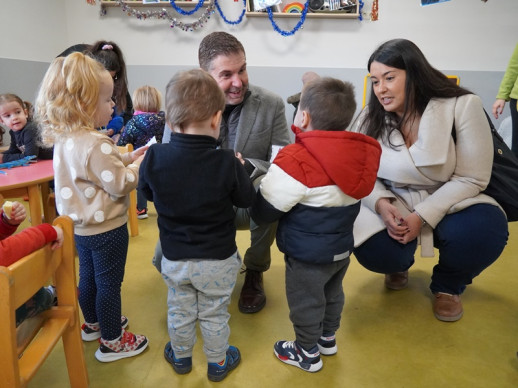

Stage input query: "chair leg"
[
  {"left": 62, "top": 326, "right": 89, "bottom": 388},
  {"left": 128, "top": 190, "right": 138, "bottom": 237}
]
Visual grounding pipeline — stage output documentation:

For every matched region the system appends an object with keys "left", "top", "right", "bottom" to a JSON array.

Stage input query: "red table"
[{"left": 0, "top": 160, "right": 54, "bottom": 226}]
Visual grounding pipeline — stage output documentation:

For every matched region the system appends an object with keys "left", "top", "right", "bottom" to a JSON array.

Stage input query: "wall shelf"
[
  {"left": 100, "top": 1, "right": 359, "bottom": 19},
  {"left": 245, "top": 1, "right": 359, "bottom": 19},
  {"left": 100, "top": 1, "right": 212, "bottom": 8}
]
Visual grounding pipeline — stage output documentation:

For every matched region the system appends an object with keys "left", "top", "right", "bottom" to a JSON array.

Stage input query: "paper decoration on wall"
[
  {"left": 421, "top": 0, "right": 451, "bottom": 5},
  {"left": 254, "top": 0, "right": 282, "bottom": 11},
  {"left": 371, "top": 0, "right": 378, "bottom": 21},
  {"left": 282, "top": 2, "right": 305, "bottom": 13}
]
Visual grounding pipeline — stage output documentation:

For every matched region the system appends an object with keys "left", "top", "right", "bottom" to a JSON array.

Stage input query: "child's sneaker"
[
  {"left": 81, "top": 315, "right": 129, "bottom": 341},
  {"left": 317, "top": 333, "right": 337, "bottom": 355},
  {"left": 274, "top": 340, "right": 322, "bottom": 372},
  {"left": 136, "top": 208, "right": 148, "bottom": 219},
  {"left": 44, "top": 285, "right": 58, "bottom": 306},
  {"left": 95, "top": 329, "right": 148, "bottom": 362},
  {"left": 207, "top": 346, "right": 241, "bottom": 382},
  {"left": 164, "top": 341, "right": 192, "bottom": 374}
]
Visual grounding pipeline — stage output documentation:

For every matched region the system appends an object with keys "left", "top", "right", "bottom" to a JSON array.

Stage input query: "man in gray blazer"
[{"left": 160, "top": 32, "right": 290, "bottom": 313}]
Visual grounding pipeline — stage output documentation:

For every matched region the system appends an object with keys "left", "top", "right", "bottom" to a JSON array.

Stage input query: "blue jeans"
[
  {"left": 75, "top": 224, "right": 128, "bottom": 340},
  {"left": 353, "top": 204, "right": 508, "bottom": 295}
]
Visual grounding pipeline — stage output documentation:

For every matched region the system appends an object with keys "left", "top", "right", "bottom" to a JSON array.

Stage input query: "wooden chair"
[
  {"left": 0, "top": 216, "right": 89, "bottom": 388},
  {"left": 117, "top": 144, "right": 139, "bottom": 237}
]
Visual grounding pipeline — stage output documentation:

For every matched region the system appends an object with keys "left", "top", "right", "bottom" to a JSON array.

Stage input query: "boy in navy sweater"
[
  {"left": 138, "top": 69, "right": 254, "bottom": 382},
  {"left": 252, "top": 77, "right": 381, "bottom": 372}
]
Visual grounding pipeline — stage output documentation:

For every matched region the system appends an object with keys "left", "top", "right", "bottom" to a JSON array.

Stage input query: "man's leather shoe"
[
  {"left": 384, "top": 271, "right": 408, "bottom": 290},
  {"left": 238, "top": 270, "right": 266, "bottom": 313},
  {"left": 433, "top": 292, "right": 463, "bottom": 322}
]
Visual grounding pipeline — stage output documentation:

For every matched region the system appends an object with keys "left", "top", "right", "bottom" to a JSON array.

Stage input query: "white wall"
[
  {"left": 0, "top": 0, "right": 516, "bottom": 124},
  {"left": 3, "top": 1, "right": 515, "bottom": 69}
]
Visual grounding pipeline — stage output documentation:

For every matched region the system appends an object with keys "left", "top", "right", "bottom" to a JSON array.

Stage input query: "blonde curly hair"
[{"left": 36, "top": 52, "right": 108, "bottom": 145}]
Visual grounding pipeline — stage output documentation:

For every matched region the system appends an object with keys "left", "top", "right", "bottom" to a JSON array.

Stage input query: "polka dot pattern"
[
  {"left": 61, "top": 187, "right": 73, "bottom": 199},
  {"left": 101, "top": 170, "right": 114, "bottom": 182},
  {"left": 84, "top": 187, "right": 96, "bottom": 198},
  {"left": 75, "top": 225, "right": 129, "bottom": 341}
]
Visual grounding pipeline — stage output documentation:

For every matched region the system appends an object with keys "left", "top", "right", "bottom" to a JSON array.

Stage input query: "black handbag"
[{"left": 453, "top": 110, "right": 518, "bottom": 222}]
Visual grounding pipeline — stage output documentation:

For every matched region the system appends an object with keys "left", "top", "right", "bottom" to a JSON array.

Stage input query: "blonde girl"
[
  {"left": 36, "top": 52, "right": 148, "bottom": 362},
  {"left": 118, "top": 85, "right": 165, "bottom": 218}
]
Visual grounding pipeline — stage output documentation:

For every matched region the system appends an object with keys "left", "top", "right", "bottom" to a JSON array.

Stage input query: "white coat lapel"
[{"left": 410, "top": 98, "right": 455, "bottom": 167}]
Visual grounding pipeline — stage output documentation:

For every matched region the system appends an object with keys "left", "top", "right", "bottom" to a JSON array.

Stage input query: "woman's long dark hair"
[
  {"left": 87, "top": 41, "right": 129, "bottom": 113},
  {"left": 361, "top": 39, "right": 471, "bottom": 145}
]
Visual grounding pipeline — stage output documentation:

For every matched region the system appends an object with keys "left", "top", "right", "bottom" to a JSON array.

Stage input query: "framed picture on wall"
[{"left": 421, "top": 0, "right": 450, "bottom": 5}]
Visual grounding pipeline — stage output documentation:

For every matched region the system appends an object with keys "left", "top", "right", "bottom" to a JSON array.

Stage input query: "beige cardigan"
[
  {"left": 353, "top": 94, "right": 503, "bottom": 257},
  {"left": 53, "top": 130, "right": 139, "bottom": 236}
]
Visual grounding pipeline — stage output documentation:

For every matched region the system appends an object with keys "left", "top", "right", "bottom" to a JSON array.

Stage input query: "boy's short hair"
[
  {"left": 198, "top": 31, "right": 245, "bottom": 72},
  {"left": 165, "top": 69, "right": 225, "bottom": 131},
  {"left": 299, "top": 77, "right": 356, "bottom": 131},
  {"left": 132, "top": 85, "right": 162, "bottom": 113}
]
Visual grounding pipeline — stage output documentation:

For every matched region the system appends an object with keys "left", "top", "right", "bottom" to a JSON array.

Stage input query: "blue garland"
[
  {"left": 214, "top": 0, "right": 246, "bottom": 25},
  {"left": 169, "top": 0, "right": 205, "bottom": 16},
  {"left": 267, "top": 0, "right": 309, "bottom": 37},
  {"left": 358, "top": 0, "right": 364, "bottom": 21}
]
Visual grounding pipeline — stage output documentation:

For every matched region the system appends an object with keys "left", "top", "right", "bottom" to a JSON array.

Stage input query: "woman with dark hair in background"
[{"left": 58, "top": 41, "right": 133, "bottom": 128}]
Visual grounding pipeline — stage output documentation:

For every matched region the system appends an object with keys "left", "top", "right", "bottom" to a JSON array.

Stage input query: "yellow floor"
[{"left": 28, "top": 205, "right": 518, "bottom": 388}]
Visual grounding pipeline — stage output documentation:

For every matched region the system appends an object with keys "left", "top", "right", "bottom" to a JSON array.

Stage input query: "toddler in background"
[
  {"left": 118, "top": 85, "right": 166, "bottom": 219},
  {"left": 1, "top": 199, "right": 63, "bottom": 326},
  {"left": 35, "top": 52, "right": 148, "bottom": 363},
  {"left": 138, "top": 69, "right": 254, "bottom": 382},
  {"left": 0, "top": 94, "right": 53, "bottom": 163},
  {"left": 252, "top": 77, "right": 381, "bottom": 372}
]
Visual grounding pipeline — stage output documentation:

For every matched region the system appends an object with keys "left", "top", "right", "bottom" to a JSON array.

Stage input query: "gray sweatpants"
[
  {"left": 161, "top": 252, "right": 241, "bottom": 363},
  {"left": 284, "top": 255, "right": 350, "bottom": 351}
]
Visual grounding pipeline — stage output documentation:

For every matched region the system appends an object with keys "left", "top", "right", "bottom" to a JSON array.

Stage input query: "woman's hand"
[
  {"left": 492, "top": 99, "right": 506, "bottom": 119},
  {"left": 398, "top": 212, "right": 424, "bottom": 244},
  {"left": 376, "top": 198, "right": 409, "bottom": 241}
]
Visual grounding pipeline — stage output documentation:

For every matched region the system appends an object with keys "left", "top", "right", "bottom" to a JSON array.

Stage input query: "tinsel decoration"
[
  {"left": 169, "top": 0, "right": 205, "bottom": 16},
  {"left": 370, "top": 0, "right": 378, "bottom": 21},
  {"left": 267, "top": 0, "right": 309, "bottom": 36},
  {"left": 214, "top": 0, "right": 246, "bottom": 25},
  {"left": 100, "top": 0, "right": 215, "bottom": 31}
]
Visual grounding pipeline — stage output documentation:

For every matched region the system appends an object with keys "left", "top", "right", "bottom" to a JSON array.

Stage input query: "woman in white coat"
[{"left": 352, "top": 39, "right": 508, "bottom": 322}]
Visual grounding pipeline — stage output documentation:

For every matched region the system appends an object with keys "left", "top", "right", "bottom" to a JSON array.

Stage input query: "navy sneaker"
[
  {"left": 317, "top": 333, "right": 337, "bottom": 356},
  {"left": 207, "top": 346, "right": 241, "bottom": 382},
  {"left": 274, "top": 340, "right": 322, "bottom": 372},
  {"left": 164, "top": 341, "right": 192, "bottom": 374}
]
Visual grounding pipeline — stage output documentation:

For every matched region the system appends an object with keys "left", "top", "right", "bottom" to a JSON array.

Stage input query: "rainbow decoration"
[{"left": 282, "top": 2, "right": 305, "bottom": 13}]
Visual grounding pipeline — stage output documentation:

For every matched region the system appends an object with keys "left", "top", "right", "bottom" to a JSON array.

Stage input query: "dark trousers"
[
  {"left": 75, "top": 224, "right": 128, "bottom": 340},
  {"left": 354, "top": 204, "right": 508, "bottom": 295},
  {"left": 285, "top": 255, "right": 350, "bottom": 351},
  {"left": 510, "top": 99, "right": 518, "bottom": 158}
]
